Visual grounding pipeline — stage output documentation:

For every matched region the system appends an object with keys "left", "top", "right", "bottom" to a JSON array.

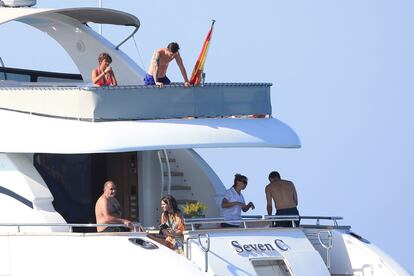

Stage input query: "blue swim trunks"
[{"left": 143, "top": 74, "right": 171, "bottom": 85}]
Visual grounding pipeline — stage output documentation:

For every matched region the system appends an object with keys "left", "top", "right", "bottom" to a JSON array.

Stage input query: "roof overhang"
[
  {"left": 0, "top": 110, "right": 301, "bottom": 153},
  {"left": 0, "top": 7, "right": 140, "bottom": 28}
]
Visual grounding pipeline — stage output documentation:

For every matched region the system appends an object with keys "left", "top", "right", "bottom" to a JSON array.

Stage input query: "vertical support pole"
[
  {"left": 163, "top": 150, "right": 171, "bottom": 195},
  {"left": 98, "top": 0, "right": 102, "bottom": 35}
]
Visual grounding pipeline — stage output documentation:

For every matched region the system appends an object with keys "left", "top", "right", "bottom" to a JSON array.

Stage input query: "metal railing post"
[
  {"left": 198, "top": 233, "right": 210, "bottom": 272},
  {"left": 318, "top": 230, "right": 333, "bottom": 271}
]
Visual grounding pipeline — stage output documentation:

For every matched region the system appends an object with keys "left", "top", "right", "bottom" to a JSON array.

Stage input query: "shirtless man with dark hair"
[
  {"left": 95, "top": 180, "right": 132, "bottom": 232},
  {"left": 144, "top": 42, "right": 190, "bottom": 87},
  {"left": 265, "top": 171, "right": 300, "bottom": 227}
]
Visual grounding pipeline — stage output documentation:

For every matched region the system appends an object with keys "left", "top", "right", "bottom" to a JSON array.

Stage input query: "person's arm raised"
[{"left": 109, "top": 68, "right": 117, "bottom": 86}]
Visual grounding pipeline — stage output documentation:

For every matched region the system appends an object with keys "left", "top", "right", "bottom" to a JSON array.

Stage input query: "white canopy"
[
  {"left": 0, "top": 7, "right": 140, "bottom": 27},
  {"left": 0, "top": 110, "right": 301, "bottom": 153}
]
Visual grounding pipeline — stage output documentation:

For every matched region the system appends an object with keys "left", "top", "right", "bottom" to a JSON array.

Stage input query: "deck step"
[
  {"left": 161, "top": 157, "right": 176, "bottom": 163},
  {"left": 164, "top": 171, "right": 184, "bottom": 177},
  {"left": 177, "top": 199, "right": 197, "bottom": 205},
  {"left": 163, "top": 185, "right": 191, "bottom": 191}
]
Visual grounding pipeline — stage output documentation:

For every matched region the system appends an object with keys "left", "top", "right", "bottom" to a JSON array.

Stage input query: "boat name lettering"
[{"left": 231, "top": 240, "right": 281, "bottom": 253}]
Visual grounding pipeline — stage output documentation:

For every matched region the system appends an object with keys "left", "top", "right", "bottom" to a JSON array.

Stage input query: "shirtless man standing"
[
  {"left": 265, "top": 171, "right": 300, "bottom": 227},
  {"left": 144, "top": 42, "right": 190, "bottom": 87},
  {"left": 95, "top": 180, "right": 132, "bottom": 232}
]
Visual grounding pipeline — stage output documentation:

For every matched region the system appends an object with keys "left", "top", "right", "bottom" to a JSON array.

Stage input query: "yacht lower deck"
[{"left": 0, "top": 216, "right": 403, "bottom": 276}]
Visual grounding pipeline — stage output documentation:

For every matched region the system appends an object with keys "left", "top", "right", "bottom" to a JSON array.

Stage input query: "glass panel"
[
  {"left": 37, "top": 76, "right": 83, "bottom": 83},
  {"left": 34, "top": 153, "right": 93, "bottom": 228},
  {"left": 0, "top": 72, "right": 30, "bottom": 81}
]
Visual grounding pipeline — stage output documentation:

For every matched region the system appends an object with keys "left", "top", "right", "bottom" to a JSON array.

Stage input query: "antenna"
[{"left": 98, "top": 0, "right": 102, "bottom": 35}]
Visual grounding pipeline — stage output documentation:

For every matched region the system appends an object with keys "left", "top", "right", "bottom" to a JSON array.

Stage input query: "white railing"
[
  {"left": 184, "top": 215, "right": 343, "bottom": 231},
  {"left": 0, "top": 83, "right": 272, "bottom": 121},
  {"left": 0, "top": 216, "right": 344, "bottom": 233},
  {"left": 0, "top": 222, "right": 143, "bottom": 233}
]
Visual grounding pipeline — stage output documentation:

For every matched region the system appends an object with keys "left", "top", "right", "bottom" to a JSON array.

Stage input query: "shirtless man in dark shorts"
[
  {"left": 144, "top": 42, "right": 190, "bottom": 87},
  {"left": 95, "top": 180, "right": 132, "bottom": 232},
  {"left": 265, "top": 171, "right": 300, "bottom": 227}
]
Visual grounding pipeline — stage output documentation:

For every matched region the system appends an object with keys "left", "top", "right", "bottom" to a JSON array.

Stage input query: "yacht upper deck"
[
  {"left": 0, "top": 81, "right": 271, "bottom": 121},
  {"left": 0, "top": 7, "right": 272, "bottom": 121}
]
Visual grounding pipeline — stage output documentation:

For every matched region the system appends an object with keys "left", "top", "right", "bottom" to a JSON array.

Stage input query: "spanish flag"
[{"left": 190, "top": 20, "right": 215, "bottom": 85}]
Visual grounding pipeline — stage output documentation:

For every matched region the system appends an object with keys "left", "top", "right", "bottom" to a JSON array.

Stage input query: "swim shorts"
[{"left": 143, "top": 74, "right": 171, "bottom": 85}]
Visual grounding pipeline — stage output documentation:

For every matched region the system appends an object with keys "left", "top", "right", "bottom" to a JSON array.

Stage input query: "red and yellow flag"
[{"left": 189, "top": 20, "right": 215, "bottom": 85}]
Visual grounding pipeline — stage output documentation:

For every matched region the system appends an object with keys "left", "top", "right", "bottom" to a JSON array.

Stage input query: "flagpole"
[
  {"left": 190, "top": 20, "right": 216, "bottom": 85},
  {"left": 202, "top": 20, "right": 215, "bottom": 86},
  {"left": 201, "top": 19, "right": 216, "bottom": 86}
]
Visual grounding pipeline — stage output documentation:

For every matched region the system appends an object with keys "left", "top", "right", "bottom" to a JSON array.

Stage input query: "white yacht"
[{"left": 0, "top": 2, "right": 410, "bottom": 275}]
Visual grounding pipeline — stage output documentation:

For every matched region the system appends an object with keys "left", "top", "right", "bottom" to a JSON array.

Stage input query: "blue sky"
[{"left": 1, "top": 0, "right": 413, "bottom": 272}]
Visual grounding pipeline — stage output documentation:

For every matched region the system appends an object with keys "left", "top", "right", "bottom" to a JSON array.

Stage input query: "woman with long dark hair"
[{"left": 159, "top": 195, "right": 185, "bottom": 253}]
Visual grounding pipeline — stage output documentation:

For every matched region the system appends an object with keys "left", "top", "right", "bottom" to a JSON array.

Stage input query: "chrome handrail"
[
  {"left": 185, "top": 235, "right": 198, "bottom": 259},
  {"left": 299, "top": 216, "right": 343, "bottom": 227},
  {"left": 184, "top": 233, "right": 210, "bottom": 271},
  {"left": 318, "top": 230, "right": 333, "bottom": 271},
  {"left": 184, "top": 215, "right": 343, "bottom": 230},
  {"left": 198, "top": 233, "right": 210, "bottom": 272},
  {"left": 185, "top": 215, "right": 300, "bottom": 230},
  {"left": 0, "top": 222, "right": 143, "bottom": 233}
]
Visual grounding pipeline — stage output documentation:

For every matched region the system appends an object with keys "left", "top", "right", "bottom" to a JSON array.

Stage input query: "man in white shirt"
[{"left": 221, "top": 174, "right": 255, "bottom": 227}]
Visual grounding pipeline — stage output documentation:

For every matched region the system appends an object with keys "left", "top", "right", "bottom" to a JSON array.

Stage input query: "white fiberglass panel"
[
  {"left": 187, "top": 228, "right": 329, "bottom": 276},
  {"left": 0, "top": 7, "right": 145, "bottom": 84},
  {"left": 9, "top": 235, "right": 204, "bottom": 276},
  {"left": 0, "top": 110, "right": 300, "bottom": 153}
]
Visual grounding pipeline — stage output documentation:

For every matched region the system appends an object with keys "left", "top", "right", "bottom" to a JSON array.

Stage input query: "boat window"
[
  {"left": 0, "top": 67, "right": 82, "bottom": 82},
  {"left": 37, "top": 76, "right": 82, "bottom": 82},
  {"left": 0, "top": 71, "right": 30, "bottom": 82},
  {"left": 34, "top": 153, "right": 95, "bottom": 232}
]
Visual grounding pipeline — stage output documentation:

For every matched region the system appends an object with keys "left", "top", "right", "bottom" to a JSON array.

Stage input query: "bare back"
[{"left": 265, "top": 179, "right": 298, "bottom": 210}]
